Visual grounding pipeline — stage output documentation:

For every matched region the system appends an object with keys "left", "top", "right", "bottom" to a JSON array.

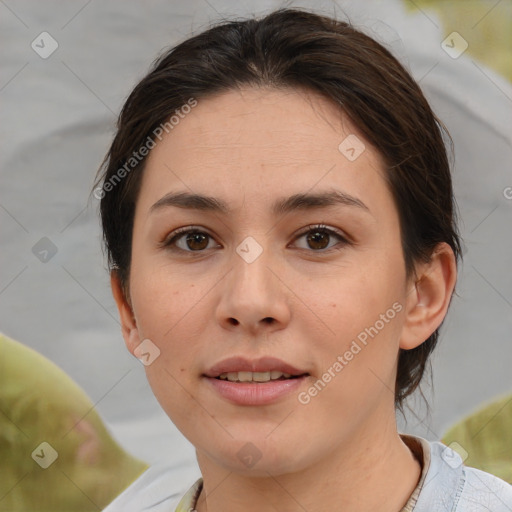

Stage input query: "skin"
[{"left": 112, "top": 86, "right": 457, "bottom": 511}]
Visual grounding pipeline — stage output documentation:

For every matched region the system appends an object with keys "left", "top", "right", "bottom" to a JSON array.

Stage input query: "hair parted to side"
[{"left": 94, "top": 7, "right": 462, "bottom": 410}]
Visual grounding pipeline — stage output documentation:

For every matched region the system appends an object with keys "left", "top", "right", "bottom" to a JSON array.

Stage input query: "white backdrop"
[{"left": 1, "top": 0, "right": 511, "bottom": 477}]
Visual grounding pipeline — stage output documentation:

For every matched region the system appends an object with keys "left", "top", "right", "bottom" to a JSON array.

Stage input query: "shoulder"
[
  {"left": 102, "top": 461, "right": 201, "bottom": 512},
  {"left": 414, "top": 439, "right": 512, "bottom": 512},
  {"left": 458, "top": 465, "right": 512, "bottom": 511}
]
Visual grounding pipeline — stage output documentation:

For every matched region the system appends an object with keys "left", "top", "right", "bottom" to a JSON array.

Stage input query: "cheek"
[
  {"left": 311, "top": 254, "right": 406, "bottom": 377},
  {"left": 128, "top": 275, "right": 208, "bottom": 410},
  {"left": 132, "top": 274, "right": 205, "bottom": 421},
  {"left": 130, "top": 259, "right": 203, "bottom": 338},
  {"left": 318, "top": 264, "right": 402, "bottom": 336}
]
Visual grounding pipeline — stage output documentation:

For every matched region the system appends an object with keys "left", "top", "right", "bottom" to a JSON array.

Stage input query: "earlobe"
[
  {"left": 400, "top": 243, "right": 457, "bottom": 350},
  {"left": 110, "top": 271, "right": 140, "bottom": 355}
]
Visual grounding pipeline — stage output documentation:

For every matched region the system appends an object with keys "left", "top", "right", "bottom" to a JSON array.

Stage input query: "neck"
[{"left": 194, "top": 412, "right": 421, "bottom": 512}]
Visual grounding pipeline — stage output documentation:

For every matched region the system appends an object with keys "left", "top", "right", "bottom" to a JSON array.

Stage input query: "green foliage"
[
  {"left": 0, "top": 333, "right": 148, "bottom": 511},
  {"left": 404, "top": 0, "right": 512, "bottom": 82},
  {"left": 442, "top": 392, "right": 512, "bottom": 484}
]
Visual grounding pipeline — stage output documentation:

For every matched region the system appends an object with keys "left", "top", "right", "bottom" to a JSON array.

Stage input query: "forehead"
[{"left": 138, "top": 86, "right": 392, "bottom": 217}]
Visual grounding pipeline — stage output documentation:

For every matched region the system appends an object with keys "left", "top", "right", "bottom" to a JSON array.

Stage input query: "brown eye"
[
  {"left": 306, "top": 230, "right": 330, "bottom": 250},
  {"left": 293, "top": 224, "right": 349, "bottom": 252},
  {"left": 184, "top": 232, "right": 210, "bottom": 251},
  {"left": 163, "top": 227, "right": 217, "bottom": 252}
]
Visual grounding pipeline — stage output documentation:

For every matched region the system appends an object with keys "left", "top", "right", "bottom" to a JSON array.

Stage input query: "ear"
[
  {"left": 111, "top": 271, "right": 140, "bottom": 356},
  {"left": 400, "top": 242, "right": 457, "bottom": 350}
]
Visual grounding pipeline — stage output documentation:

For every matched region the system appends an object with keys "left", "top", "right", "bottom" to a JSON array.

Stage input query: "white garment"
[{"left": 103, "top": 436, "right": 512, "bottom": 512}]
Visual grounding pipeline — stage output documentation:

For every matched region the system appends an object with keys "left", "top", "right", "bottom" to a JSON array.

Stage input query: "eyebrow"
[{"left": 150, "top": 189, "right": 370, "bottom": 216}]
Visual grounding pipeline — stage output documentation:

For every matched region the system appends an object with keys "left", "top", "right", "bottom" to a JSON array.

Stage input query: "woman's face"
[{"left": 121, "top": 86, "right": 416, "bottom": 475}]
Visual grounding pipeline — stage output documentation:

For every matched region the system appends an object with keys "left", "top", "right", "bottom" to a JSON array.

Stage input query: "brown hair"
[{"left": 94, "top": 7, "right": 462, "bottom": 409}]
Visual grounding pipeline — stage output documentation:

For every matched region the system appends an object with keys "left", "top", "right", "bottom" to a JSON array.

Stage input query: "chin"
[{"left": 202, "top": 437, "right": 315, "bottom": 477}]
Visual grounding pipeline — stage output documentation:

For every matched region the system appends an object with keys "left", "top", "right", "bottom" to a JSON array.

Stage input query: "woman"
[{"left": 96, "top": 8, "right": 512, "bottom": 511}]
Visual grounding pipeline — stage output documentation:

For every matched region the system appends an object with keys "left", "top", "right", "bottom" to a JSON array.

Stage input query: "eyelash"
[{"left": 161, "top": 224, "right": 351, "bottom": 255}]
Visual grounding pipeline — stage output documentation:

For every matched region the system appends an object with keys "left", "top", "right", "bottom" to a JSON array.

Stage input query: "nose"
[{"left": 215, "top": 244, "right": 291, "bottom": 336}]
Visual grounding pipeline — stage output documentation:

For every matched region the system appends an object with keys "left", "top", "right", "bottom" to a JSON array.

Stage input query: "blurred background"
[{"left": 1, "top": 0, "right": 511, "bottom": 509}]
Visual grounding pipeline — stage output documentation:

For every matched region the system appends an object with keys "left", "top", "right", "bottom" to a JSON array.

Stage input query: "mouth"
[
  {"left": 204, "top": 356, "right": 309, "bottom": 381},
  {"left": 203, "top": 356, "right": 310, "bottom": 405},
  {"left": 215, "top": 371, "right": 308, "bottom": 383}
]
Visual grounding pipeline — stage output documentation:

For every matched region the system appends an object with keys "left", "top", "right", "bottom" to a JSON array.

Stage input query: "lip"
[
  {"left": 204, "top": 375, "right": 309, "bottom": 405},
  {"left": 204, "top": 356, "right": 307, "bottom": 377},
  {"left": 203, "top": 356, "right": 310, "bottom": 406}
]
